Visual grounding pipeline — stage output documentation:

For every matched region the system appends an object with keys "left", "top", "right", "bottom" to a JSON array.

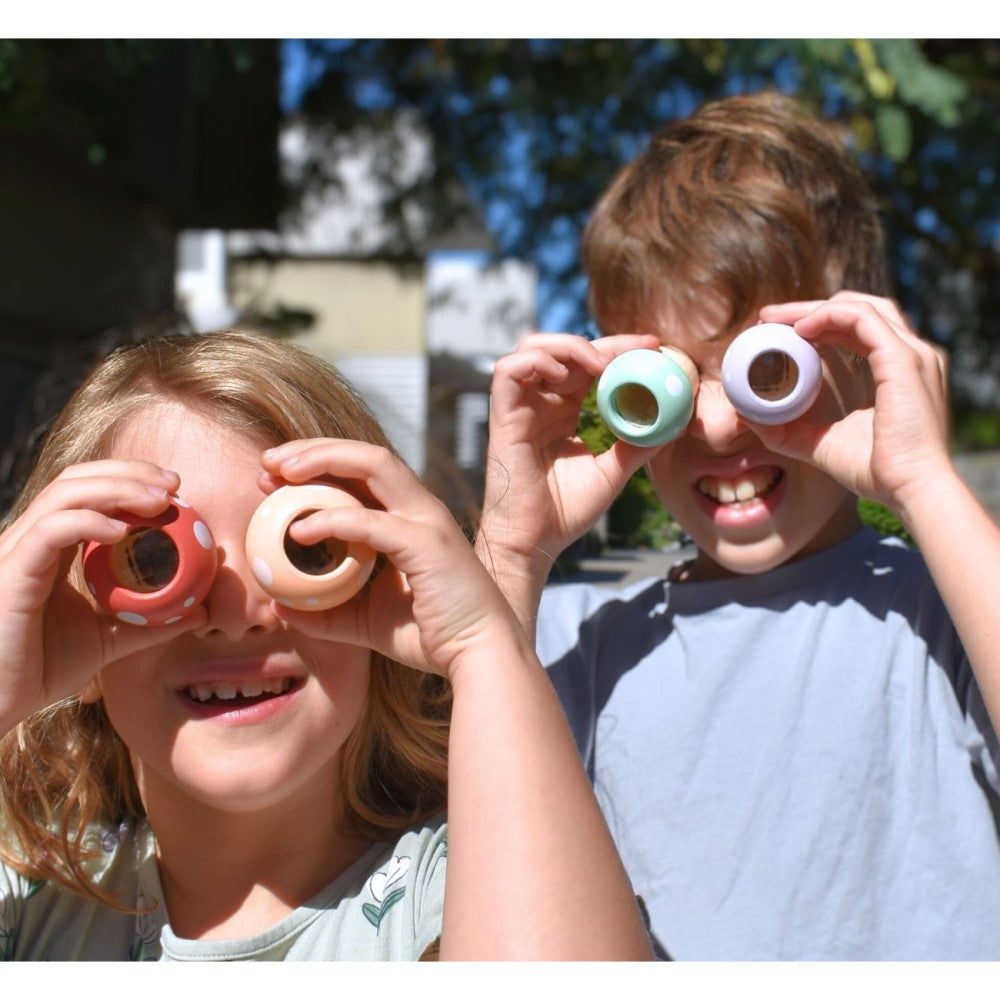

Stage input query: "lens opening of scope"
[
  {"left": 747, "top": 350, "right": 799, "bottom": 401},
  {"left": 614, "top": 383, "right": 659, "bottom": 428},
  {"left": 112, "top": 526, "right": 180, "bottom": 592},
  {"left": 284, "top": 512, "right": 348, "bottom": 576}
]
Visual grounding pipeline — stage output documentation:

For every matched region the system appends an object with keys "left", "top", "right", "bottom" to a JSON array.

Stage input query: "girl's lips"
[
  {"left": 178, "top": 675, "right": 305, "bottom": 722},
  {"left": 172, "top": 651, "right": 308, "bottom": 721}
]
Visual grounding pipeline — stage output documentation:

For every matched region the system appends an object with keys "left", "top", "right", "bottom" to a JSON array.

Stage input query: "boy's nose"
[{"left": 686, "top": 378, "right": 752, "bottom": 449}]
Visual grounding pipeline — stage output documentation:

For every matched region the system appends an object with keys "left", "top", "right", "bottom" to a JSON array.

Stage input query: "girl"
[{"left": 0, "top": 329, "right": 651, "bottom": 961}]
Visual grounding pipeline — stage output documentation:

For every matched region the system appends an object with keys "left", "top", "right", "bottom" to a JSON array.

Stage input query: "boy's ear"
[{"left": 78, "top": 676, "right": 103, "bottom": 704}]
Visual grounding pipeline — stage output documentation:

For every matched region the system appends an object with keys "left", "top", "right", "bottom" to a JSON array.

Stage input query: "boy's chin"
[{"left": 690, "top": 538, "right": 802, "bottom": 581}]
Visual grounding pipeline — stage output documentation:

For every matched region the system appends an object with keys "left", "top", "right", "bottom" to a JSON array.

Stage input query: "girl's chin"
[{"left": 160, "top": 756, "right": 341, "bottom": 816}]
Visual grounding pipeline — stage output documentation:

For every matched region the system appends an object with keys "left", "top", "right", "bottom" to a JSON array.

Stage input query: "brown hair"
[
  {"left": 0, "top": 329, "right": 450, "bottom": 902},
  {"left": 583, "top": 92, "right": 891, "bottom": 337}
]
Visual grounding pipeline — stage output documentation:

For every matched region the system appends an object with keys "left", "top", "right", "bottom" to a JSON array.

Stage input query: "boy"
[{"left": 476, "top": 93, "right": 1000, "bottom": 959}]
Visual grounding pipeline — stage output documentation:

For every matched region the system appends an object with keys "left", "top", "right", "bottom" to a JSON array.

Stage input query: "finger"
[
  {"left": 791, "top": 301, "right": 942, "bottom": 380},
  {"left": 595, "top": 440, "right": 658, "bottom": 494},
  {"left": 500, "top": 333, "right": 662, "bottom": 394},
  {"left": 1, "top": 509, "right": 131, "bottom": 603},
  {"left": 99, "top": 606, "right": 211, "bottom": 666},
  {"left": 760, "top": 292, "right": 909, "bottom": 331},
  {"left": 749, "top": 408, "right": 874, "bottom": 484},
  {"left": 54, "top": 459, "right": 180, "bottom": 488},
  {"left": 758, "top": 299, "right": 827, "bottom": 324},
  {"left": 264, "top": 441, "right": 445, "bottom": 527},
  {"left": 494, "top": 349, "right": 575, "bottom": 388},
  {"left": 764, "top": 293, "right": 922, "bottom": 351},
  {"left": 513, "top": 331, "right": 606, "bottom": 362},
  {"left": 495, "top": 345, "right": 603, "bottom": 399},
  {"left": 0, "top": 476, "right": 176, "bottom": 558},
  {"left": 588, "top": 333, "right": 664, "bottom": 359}
]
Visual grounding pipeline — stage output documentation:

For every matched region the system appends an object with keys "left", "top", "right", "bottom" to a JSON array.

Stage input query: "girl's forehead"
[{"left": 111, "top": 400, "right": 265, "bottom": 470}]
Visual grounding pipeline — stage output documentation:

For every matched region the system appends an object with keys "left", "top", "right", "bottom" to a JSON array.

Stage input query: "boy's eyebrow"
[
  {"left": 686, "top": 324, "right": 740, "bottom": 347},
  {"left": 702, "top": 328, "right": 734, "bottom": 344}
]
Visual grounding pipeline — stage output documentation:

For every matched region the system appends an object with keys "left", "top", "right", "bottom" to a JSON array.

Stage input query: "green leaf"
[
  {"left": 858, "top": 499, "right": 914, "bottom": 546},
  {"left": 874, "top": 103, "right": 912, "bottom": 162},
  {"left": 875, "top": 40, "right": 967, "bottom": 125},
  {"left": 379, "top": 886, "right": 407, "bottom": 916}
]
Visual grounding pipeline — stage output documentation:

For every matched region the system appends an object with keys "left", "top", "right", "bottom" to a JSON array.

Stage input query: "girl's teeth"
[{"left": 186, "top": 679, "right": 292, "bottom": 702}]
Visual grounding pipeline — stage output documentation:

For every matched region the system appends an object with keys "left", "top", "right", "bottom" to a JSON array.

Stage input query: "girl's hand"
[
  {"left": 476, "top": 332, "right": 660, "bottom": 627},
  {"left": 260, "top": 440, "right": 532, "bottom": 680},
  {"left": 758, "top": 292, "right": 952, "bottom": 520},
  {"left": 0, "top": 462, "right": 207, "bottom": 733},
  {"left": 263, "top": 439, "right": 654, "bottom": 959}
]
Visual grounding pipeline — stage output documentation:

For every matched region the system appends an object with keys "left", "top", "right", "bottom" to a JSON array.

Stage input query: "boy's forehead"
[{"left": 647, "top": 293, "right": 747, "bottom": 348}]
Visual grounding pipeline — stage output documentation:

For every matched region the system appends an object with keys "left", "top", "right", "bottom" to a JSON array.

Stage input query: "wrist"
[
  {"left": 475, "top": 526, "right": 554, "bottom": 591},
  {"left": 890, "top": 464, "right": 972, "bottom": 542},
  {"left": 445, "top": 624, "right": 544, "bottom": 694}
]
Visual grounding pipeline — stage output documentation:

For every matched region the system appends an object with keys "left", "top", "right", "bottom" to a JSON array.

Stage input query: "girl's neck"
[{"left": 141, "top": 778, "right": 373, "bottom": 942}]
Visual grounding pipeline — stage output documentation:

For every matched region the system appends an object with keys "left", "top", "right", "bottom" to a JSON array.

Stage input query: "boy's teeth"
[
  {"left": 717, "top": 483, "right": 737, "bottom": 503},
  {"left": 698, "top": 469, "right": 778, "bottom": 505}
]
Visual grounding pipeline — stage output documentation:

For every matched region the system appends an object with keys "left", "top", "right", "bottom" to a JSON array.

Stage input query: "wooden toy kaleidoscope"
[
  {"left": 82, "top": 484, "right": 376, "bottom": 626},
  {"left": 596, "top": 322, "right": 822, "bottom": 446}
]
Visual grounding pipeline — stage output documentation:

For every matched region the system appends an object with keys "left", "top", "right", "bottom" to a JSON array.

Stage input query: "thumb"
[
  {"left": 746, "top": 418, "right": 830, "bottom": 466},
  {"left": 595, "top": 440, "right": 659, "bottom": 492},
  {"left": 100, "top": 607, "right": 210, "bottom": 664}
]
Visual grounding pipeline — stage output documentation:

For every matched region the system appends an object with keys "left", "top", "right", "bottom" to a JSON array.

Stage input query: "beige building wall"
[
  {"left": 229, "top": 258, "right": 426, "bottom": 358},
  {"left": 229, "top": 257, "right": 429, "bottom": 475}
]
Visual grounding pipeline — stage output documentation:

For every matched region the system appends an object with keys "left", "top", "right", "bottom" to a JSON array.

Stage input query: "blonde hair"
[
  {"left": 0, "top": 329, "right": 450, "bottom": 902},
  {"left": 583, "top": 92, "right": 891, "bottom": 337}
]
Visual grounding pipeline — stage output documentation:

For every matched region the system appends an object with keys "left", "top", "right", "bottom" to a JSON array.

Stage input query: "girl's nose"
[
  {"left": 194, "top": 541, "right": 282, "bottom": 641},
  {"left": 685, "top": 378, "right": 752, "bottom": 450}
]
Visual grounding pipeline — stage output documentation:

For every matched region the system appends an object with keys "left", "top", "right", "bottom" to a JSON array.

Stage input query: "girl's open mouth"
[{"left": 182, "top": 676, "right": 301, "bottom": 710}]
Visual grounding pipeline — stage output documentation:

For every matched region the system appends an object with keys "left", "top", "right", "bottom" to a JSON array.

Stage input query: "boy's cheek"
[{"left": 643, "top": 445, "right": 688, "bottom": 508}]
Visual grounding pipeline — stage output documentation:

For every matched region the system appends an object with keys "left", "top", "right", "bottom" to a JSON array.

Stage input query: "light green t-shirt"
[{"left": 1, "top": 815, "right": 447, "bottom": 961}]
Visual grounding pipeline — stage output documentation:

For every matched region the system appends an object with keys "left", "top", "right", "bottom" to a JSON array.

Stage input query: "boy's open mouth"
[
  {"left": 183, "top": 677, "right": 299, "bottom": 708},
  {"left": 697, "top": 467, "right": 783, "bottom": 506}
]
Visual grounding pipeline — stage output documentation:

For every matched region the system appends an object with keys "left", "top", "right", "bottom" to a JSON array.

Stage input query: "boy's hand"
[
  {"left": 477, "top": 332, "right": 659, "bottom": 630},
  {"left": 758, "top": 292, "right": 952, "bottom": 522}
]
